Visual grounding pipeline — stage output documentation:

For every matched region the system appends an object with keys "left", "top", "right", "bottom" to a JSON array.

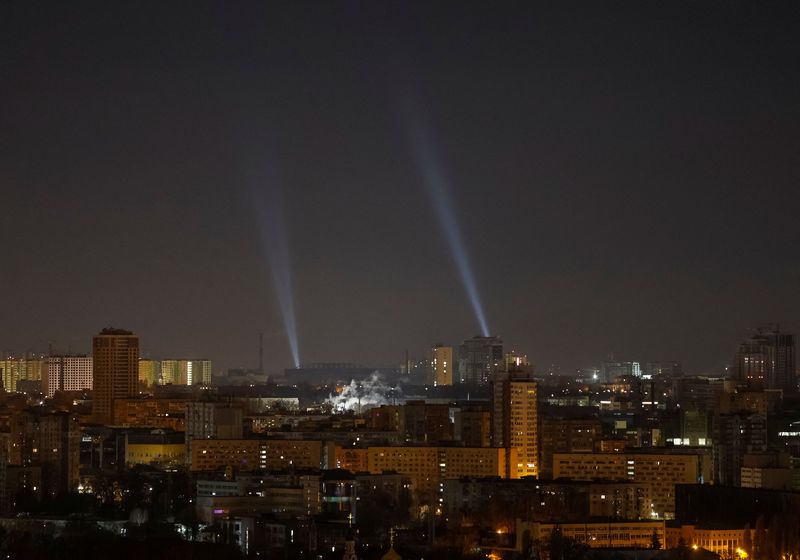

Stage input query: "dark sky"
[{"left": 2, "top": 2, "right": 799, "bottom": 375}]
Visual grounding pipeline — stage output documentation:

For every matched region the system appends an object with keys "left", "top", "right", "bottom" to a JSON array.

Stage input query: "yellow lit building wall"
[
  {"left": 138, "top": 360, "right": 161, "bottom": 386},
  {"left": 366, "top": 446, "right": 508, "bottom": 496},
  {"left": 0, "top": 358, "right": 44, "bottom": 392},
  {"left": 429, "top": 345, "right": 453, "bottom": 386},
  {"left": 509, "top": 380, "right": 538, "bottom": 478},
  {"left": 161, "top": 359, "right": 211, "bottom": 385},
  {"left": 666, "top": 526, "right": 750, "bottom": 557},
  {"left": 190, "top": 439, "right": 260, "bottom": 472},
  {"left": 553, "top": 452, "right": 707, "bottom": 519},
  {"left": 518, "top": 520, "right": 665, "bottom": 550},
  {"left": 260, "top": 440, "right": 323, "bottom": 470},
  {"left": 335, "top": 447, "right": 369, "bottom": 472},
  {"left": 113, "top": 398, "right": 188, "bottom": 430},
  {"left": 126, "top": 443, "right": 185, "bottom": 466}
]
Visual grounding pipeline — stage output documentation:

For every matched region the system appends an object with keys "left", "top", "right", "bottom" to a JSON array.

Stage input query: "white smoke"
[{"left": 326, "top": 372, "right": 399, "bottom": 413}]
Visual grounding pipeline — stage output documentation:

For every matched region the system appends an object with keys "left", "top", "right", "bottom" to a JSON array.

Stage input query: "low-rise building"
[
  {"left": 666, "top": 524, "right": 750, "bottom": 558},
  {"left": 515, "top": 519, "right": 665, "bottom": 551},
  {"left": 125, "top": 430, "right": 185, "bottom": 468}
]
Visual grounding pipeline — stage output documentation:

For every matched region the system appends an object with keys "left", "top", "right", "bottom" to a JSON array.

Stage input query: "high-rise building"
[
  {"left": 8, "top": 408, "right": 80, "bottom": 498},
  {"left": 491, "top": 370, "right": 538, "bottom": 478},
  {"left": 0, "top": 358, "right": 25, "bottom": 393},
  {"left": 458, "top": 335, "right": 503, "bottom": 385},
  {"left": 92, "top": 328, "right": 139, "bottom": 425},
  {"left": 428, "top": 344, "right": 453, "bottom": 387},
  {"left": 644, "top": 361, "right": 683, "bottom": 378},
  {"left": 161, "top": 359, "right": 212, "bottom": 386},
  {"left": 504, "top": 351, "right": 529, "bottom": 372},
  {"left": 713, "top": 412, "right": 768, "bottom": 486},
  {"left": 539, "top": 407, "right": 602, "bottom": 479},
  {"left": 733, "top": 328, "right": 796, "bottom": 393},
  {"left": 0, "top": 357, "right": 44, "bottom": 393},
  {"left": 42, "top": 355, "right": 93, "bottom": 397},
  {"left": 138, "top": 359, "right": 161, "bottom": 387},
  {"left": 601, "top": 361, "right": 642, "bottom": 382}
]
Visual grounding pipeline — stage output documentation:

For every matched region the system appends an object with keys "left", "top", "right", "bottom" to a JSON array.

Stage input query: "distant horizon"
[{"left": 3, "top": 321, "right": 792, "bottom": 377}]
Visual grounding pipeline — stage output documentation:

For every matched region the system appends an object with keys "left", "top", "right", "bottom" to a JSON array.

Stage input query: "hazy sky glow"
[{"left": 1, "top": 3, "right": 798, "bottom": 374}]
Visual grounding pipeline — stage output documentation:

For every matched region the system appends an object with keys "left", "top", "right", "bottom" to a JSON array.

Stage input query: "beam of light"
[
  {"left": 252, "top": 182, "right": 300, "bottom": 369},
  {"left": 402, "top": 106, "right": 491, "bottom": 337}
]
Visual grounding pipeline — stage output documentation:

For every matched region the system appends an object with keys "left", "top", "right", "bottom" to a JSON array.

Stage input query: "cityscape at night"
[{"left": 2, "top": 2, "right": 800, "bottom": 560}]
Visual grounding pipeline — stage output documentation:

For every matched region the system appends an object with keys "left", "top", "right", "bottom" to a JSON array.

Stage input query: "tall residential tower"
[
  {"left": 491, "top": 369, "right": 538, "bottom": 478},
  {"left": 428, "top": 344, "right": 453, "bottom": 387},
  {"left": 92, "top": 328, "right": 139, "bottom": 424},
  {"left": 733, "top": 327, "right": 796, "bottom": 393},
  {"left": 458, "top": 335, "right": 503, "bottom": 385}
]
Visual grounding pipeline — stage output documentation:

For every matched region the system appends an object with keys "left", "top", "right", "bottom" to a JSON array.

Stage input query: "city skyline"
[{"left": 2, "top": 4, "right": 799, "bottom": 374}]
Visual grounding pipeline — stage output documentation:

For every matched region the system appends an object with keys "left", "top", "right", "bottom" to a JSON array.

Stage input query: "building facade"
[
  {"left": 458, "top": 336, "right": 503, "bottom": 385},
  {"left": 492, "top": 371, "right": 538, "bottom": 478},
  {"left": 428, "top": 345, "right": 453, "bottom": 387},
  {"left": 161, "top": 359, "right": 212, "bottom": 386},
  {"left": 92, "top": 328, "right": 139, "bottom": 425},
  {"left": 8, "top": 409, "right": 80, "bottom": 498},
  {"left": 733, "top": 328, "right": 796, "bottom": 393},
  {"left": 42, "top": 355, "right": 92, "bottom": 397},
  {"left": 553, "top": 450, "right": 713, "bottom": 519}
]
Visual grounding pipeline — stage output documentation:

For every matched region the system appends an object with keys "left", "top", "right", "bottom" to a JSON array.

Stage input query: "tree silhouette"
[{"left": 651, "top": 528, "right": 662, "bottom": 550}]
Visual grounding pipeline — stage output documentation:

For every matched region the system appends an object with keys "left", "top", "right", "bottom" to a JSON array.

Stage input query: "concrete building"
[
  {"left": 331, "top": 445, "right": 515, "bottom": 500},
  {"left": 733, "top": 328, "right": 796, "bottom": 393},
  {"left": 92, "top": 328, "right": 139, "bottom": 425},
  {"left": 113, "top": 397, "right": 189, "bottom": 431},
  {"left": 124, "top": 430, "right": 185, "bottom": 468},
  {"left": 538, "top": 407, "right": 602, "bottom": 479},
  {"left": 8, "top": 408, "right": 80, "bottom": 498},
  {"left": 713, "top": 412, "right": 767, "bottom": 486},
  {"left": 190, "top": 439, "right": 324, "bottom": 472},
  {"left": 516, "top": 520, "right": 665, "bottom": 552},
  {"left": 443, "top": 478, "right": 650, "bottom": 527},
  {"left": 739, "top": 451, "right": 796, "bottom": 490},
  {"left": 137, "top": 359, "right": 161, "bottom": 387},
  {"left": 601, "top": 361, "right": 641, "bottom": 382},
  {"left": 553, "top": 450, "right": 713, "bottom": 519},
  {"left": 458, "top": 336, "right": 503, "bottom": 385},
  {"left": 42, "top": 355, "right": 92, "bottom": 397},
  {"left": 428, "top": 344, "right": 453, "bottom": 387},
  {"left": 665, "top": 525, "right": 750, "bottom": 558},
  {"left": 185, "top": 401, "right": 243, "bottom": 466},
  {"left": 454, "top": 405, "right": 491, "bottom": 447},
  {"left": 161, "top": 359, "right": 212, "bottom": 386},
  {"left": 402, "top": 400, "right": 452, "bottom": 443},
  {"left": 492, "top": 370, "right": 538, "bottom": 478},
  {"left": 0, "top": 358, "right": 44, "bottom": 393}
]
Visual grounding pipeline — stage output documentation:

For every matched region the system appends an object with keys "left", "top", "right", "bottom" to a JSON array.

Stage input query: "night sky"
[{"left": 2, "top": 2, "right": 799, "bottom": 375}]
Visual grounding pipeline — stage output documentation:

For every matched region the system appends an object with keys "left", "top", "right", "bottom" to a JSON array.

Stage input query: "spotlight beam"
[
  {"left": 252, "top": 182, "right": 301, "bottom": 369},
  {"left": 403, "top": 107, "right": 491, "bottom": 337}
]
